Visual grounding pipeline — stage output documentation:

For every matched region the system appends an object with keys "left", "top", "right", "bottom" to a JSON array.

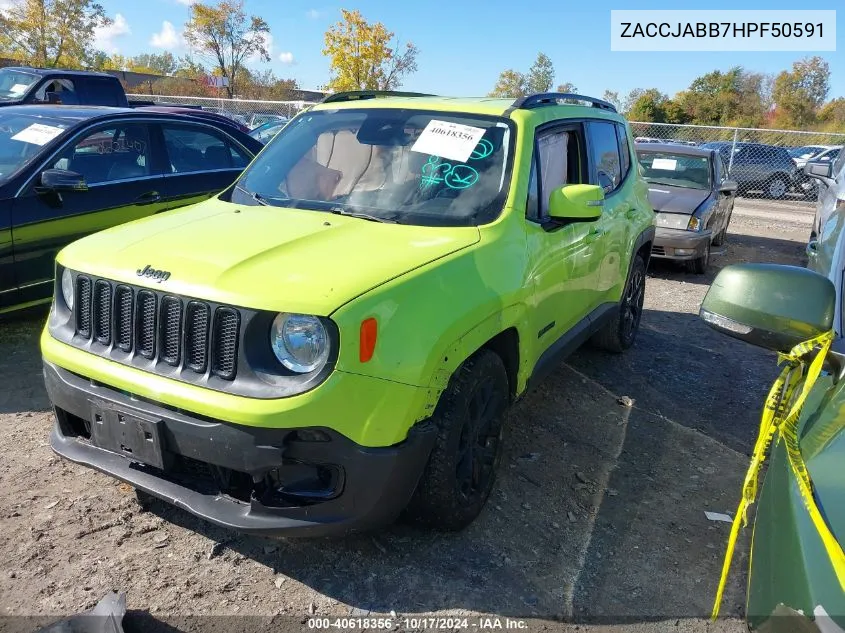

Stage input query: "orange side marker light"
[{"left": 360, "top": 318, "right": 378, "bottom": 363}]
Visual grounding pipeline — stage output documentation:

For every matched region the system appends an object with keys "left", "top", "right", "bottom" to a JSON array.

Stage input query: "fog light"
[{"left": 264, "top": 462, "right": 342, "bottom": 503}]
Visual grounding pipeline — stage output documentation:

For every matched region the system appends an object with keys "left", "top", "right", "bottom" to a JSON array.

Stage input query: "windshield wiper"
[
  {"left": 329, "top": 207, "right": 398, "bottom": 224},
  {"left": 235, "top": 185, "right": 291, "bottom": 207},
  {"left": 646, "top": 180, "right": 687, "bottom": 188}
]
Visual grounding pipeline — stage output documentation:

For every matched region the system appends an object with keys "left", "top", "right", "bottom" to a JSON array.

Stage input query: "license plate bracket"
[{"left": 90, "top": 403, "right": 168, "bottom": 470}]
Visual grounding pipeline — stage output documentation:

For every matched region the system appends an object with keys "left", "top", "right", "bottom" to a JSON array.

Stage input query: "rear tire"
[
  {"left": 590, "top": 254, "right": 646, "bottom": 353},
  {"left": 685, "top": 240, "right": 710, "bottom": 274},
  {"left": 765, "top": 175, "right": 788, "bottom": 200},
  {"left": 405, "top": 349, "right": 509, "bottom": 531}
]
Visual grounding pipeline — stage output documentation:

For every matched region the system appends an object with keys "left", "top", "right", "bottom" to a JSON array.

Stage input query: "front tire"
[
  {"left": 685, "top": 240, "right": 710, "bottom": 274},
  {"left": 590, "top": 254, "right": 646, "bottom": 353},
  {"left": 712, "top": 215, "right": 730, "bottom": 247},
  {"left": 405, "top": 349, "right": 509, "bottom": 531}
]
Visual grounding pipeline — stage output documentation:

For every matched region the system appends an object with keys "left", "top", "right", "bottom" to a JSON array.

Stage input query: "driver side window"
[
  {"left": 714, "top": 154, "right": 726, "bottom": 182},
  {"left": 51, "top": 124, "right": 152, "bottom": 185},
  {"left": 526, "top": 127, "right": 586, "bottom": 222}
]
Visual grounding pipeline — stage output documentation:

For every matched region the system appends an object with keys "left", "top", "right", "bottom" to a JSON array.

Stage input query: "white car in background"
[{"left": 792, "top": 144, "right": 842, "bottom": 198}]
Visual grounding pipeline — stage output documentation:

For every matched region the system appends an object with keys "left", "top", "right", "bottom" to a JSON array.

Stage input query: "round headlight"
[
  {"left": 270, "top": 313, "right": 330, "bottom": 373},
  {"left": 61, "top": 269, "right": 74, "bottom": 310}
]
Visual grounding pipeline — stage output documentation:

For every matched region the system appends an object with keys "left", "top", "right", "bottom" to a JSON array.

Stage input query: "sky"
[{"left": 93, "top": 0, "right": 844, "bottom": 99}]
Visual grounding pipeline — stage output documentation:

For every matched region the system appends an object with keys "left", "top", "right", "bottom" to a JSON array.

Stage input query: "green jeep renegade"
[{"left": 41, "top": 91, "right": 656, "bottom": 536}]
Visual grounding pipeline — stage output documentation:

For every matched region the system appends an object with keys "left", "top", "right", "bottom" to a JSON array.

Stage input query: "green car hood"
[{"left": 57, "top": 200, "right": 481, "bottom": 315}]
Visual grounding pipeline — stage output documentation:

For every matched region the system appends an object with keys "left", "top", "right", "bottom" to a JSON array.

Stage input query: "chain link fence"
[
  {"left": 128, "top": 94, "right": 316, "bottom": 129},
  {"left": 630, "top": 121, "right": 845, "bottom": 206}
]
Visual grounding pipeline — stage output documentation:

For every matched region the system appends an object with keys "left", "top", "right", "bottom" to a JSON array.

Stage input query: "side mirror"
[
  {"left": 547, "top": 184, "right": 604, "bottom": 221},
  {"left": 719, "top": 179, "right": 738, "bottom": 193},
  {"left": 699, "top": 263, "right": 834, "bottom": 353},
  {"left": 804, "top": 159, "right": 835, "bottom": 186},
  {"left": 40, "top": 168, "right": 88, "bottom": 192}
]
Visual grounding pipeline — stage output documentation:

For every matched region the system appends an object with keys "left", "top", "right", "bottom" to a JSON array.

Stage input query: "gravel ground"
[{"left": 0, "top": 206, "right": 811, "bottom": 633}]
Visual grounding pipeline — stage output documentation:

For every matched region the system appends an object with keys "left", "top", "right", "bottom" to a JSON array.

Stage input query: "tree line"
[
  {"left": 0, "top": 0, "right": 419, "bottom": 101},
  {"left": 1, "top": 0, "right": 843, "bottom": 132},
  {"left": 490, "top": 53, "right": 844, "bottom": 132}
]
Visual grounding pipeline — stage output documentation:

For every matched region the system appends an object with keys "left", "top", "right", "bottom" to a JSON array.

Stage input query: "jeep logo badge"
[{"left": 136, "top": 265, "right": 171, "bottom": 283}]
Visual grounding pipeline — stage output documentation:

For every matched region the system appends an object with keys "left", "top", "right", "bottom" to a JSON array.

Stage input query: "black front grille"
[
  {"left": 113, "top": 286, "right": 133, "bottom": 352},
  {"left": 185, "top": 302, "right": 210, "bottom": 373},
  {"left": 212, "top": 308, "right": 240, "bottom": 380},
  {"left": 160, "top": 296, "right": 183, "bottom": 366},
  {"left": 73, "top": 277, "right": 240, "bottom": 381},
  {"left": 75, "top": 276, "right": 92, "bottom": 338},
  {"left": 93, "top": 280, "right": 112, "bottom": 345},
  {"left": 136, "top": 291, "right": 157, "bottom": 359}
]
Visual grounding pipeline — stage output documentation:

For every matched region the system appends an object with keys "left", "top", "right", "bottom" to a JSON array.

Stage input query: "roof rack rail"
[
  {"left": 512, "top": 93, "right": 618, "bottom": 113},
  {"left": 321, "top": 90, "right": 436, "bottom": 104}
]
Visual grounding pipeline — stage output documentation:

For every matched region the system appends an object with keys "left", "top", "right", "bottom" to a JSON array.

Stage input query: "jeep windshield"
[
  {"left": 0, "top": 69, "right": 38, "bottom": 101},
  {"left": 230, "top": 108, "right": 514, "bottom": 226},
  {"left": 0, "top": 112, "right": 71, "bottom": 183}
]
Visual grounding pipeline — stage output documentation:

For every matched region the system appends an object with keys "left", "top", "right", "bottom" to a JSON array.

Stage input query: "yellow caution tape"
[{"left": 712, "top": 329, "right": 845, "bottom": 619}]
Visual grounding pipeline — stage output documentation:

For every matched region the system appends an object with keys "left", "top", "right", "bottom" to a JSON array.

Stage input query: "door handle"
[
  {"left": 135, "top": 191, "right": 161, "bottom": 205},
  {"left": 625, "top": 208, "right": 639, "bottom": 220},
  {"left": 585, "top": 228, "right": 605, "bottom": 244}
]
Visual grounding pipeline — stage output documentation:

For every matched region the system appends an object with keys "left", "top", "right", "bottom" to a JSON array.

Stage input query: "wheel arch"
[
  {"left": 633, "top": 225, "right": 655, "bottom": 271},
  {"left": 424, "top": 306, "right": 529, "bottom": 415},
  {"left": 480, "top": 328, "right": 520, "bottom": 403}
]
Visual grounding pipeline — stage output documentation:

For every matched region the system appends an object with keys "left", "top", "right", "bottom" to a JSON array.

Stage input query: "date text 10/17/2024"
[{"left": 307, "top": 617, "right": 529, "bottom": 630}]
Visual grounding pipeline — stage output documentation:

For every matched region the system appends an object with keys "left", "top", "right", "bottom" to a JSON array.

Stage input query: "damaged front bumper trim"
[{"left": 44, "top": 360, "right": 436, "bottom": 537}]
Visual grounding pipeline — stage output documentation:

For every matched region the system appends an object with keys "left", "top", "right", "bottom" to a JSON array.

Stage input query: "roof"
[
  {"left": 635, "top": 142, "right": 712, "bottom": 157},
  {"left": 1, "top": 66, "right": 115, "bottom": 78},
  {"left": 0, "top": 105, "right": 135, "bottom": 120},
  {"left": 312, "top": 95, "right": 517, "bottom": 116},
  {"left": 310, "top": 91, "right": 621, "bottom": 118},
  {"left": 0, "top": 105, "right": 252, "bottom": 128},
  {"left": 701, "top": 141, "right": 787, "bottom": 150}
]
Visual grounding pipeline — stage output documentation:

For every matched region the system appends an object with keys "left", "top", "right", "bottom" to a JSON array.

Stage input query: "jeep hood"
[
  {"left": 58, "top": 202, "right": 480, "bottom": 315},
  {"left": 646, "top": 184, "right": 711, "bottom": 215}
]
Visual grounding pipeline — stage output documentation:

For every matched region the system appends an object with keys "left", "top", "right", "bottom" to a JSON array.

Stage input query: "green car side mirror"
[
  {"left": 547, "top": 184, "right": 604, "bottom": 221},
  {"left": 699, "top": 263, "right": 835, "bottom": 353}
]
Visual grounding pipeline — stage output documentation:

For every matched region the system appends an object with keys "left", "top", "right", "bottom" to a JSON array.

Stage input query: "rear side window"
[
  {"left": 83, "top": 79, "right": 124, "bottom": 107},
  {"left": 162, "top": 124, "right": 251, "bottom": 174},
  {"left": 586, "top": 121, "right": 622, "bottom": 194}
]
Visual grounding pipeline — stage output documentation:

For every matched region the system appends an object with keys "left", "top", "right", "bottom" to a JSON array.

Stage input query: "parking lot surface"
[{"left": 0, "top": 207, "right": 811, "bottom": 632}]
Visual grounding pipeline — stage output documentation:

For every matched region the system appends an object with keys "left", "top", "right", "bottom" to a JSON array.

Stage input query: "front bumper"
[
  {"left": 44, "top": 360, "right": 436, "bottom": 537},
  {"left": 651, "top": 227, "right": 712, "bottom": 261}
]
